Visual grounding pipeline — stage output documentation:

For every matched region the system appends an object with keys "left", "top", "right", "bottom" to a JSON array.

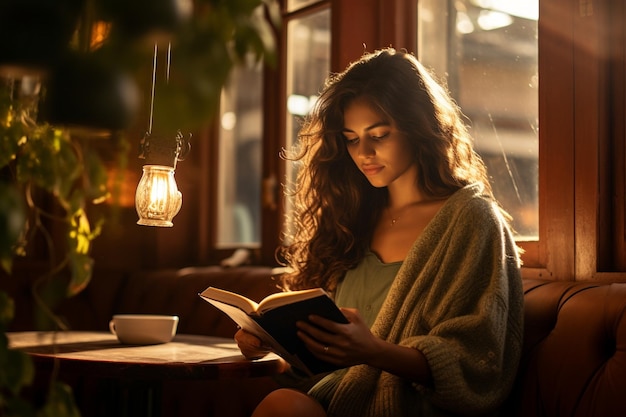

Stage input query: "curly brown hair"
[{"left": 278, "top": 48, "right": 492, "bottom": 292}]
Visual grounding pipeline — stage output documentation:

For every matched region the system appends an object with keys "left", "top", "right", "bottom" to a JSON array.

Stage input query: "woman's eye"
[
  {"left": 371, "top": 132, "right": 390, "bottom": 140},
  {"left": 345, "top": 136, "right": 359, "bottom": 145}
]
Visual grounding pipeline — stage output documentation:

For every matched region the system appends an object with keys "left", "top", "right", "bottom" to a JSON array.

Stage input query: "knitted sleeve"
[{"left": 400, "top": 196, "right": 524, "bottom": 414}]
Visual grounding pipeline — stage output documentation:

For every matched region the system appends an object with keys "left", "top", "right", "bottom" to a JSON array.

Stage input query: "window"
[
  {"left": 212, "top": 0, "right": 331, "bottom": 258},
  {"left": 418, "top": 0, "right": 539, "bottom": 239},
  {"left": 216, "top": 62, "right": 264, "bottom": 247},
  {"left": 283, "top": 5, "right": 331, "bottom": 242}
]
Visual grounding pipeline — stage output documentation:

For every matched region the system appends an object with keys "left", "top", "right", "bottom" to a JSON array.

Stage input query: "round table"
[
  {"left": 8, "top": 330, "right": 284, "bottom": 379},
  {"left": 8, "top": 331, "right": 285, "bottom": 417}
]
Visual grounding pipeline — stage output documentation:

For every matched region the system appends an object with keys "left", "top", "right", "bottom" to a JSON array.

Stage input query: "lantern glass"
[{"left": 135, "top": 165, "right": 182, "bottom": 227}]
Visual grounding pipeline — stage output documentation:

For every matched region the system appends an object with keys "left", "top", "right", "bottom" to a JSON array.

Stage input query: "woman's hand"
[
  {"left": 296, "top": 308, "right": 383, "bottom": 367},
  {"left": 234, "top": 328, "right": 271, "bottom": 360},
  {"left": 297, "top": 308, "right": 433, "bottom": 384}
]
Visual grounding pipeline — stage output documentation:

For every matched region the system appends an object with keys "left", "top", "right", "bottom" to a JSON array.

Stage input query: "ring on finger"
[{"left": 323, "top": 346, "right": 329, "bottom": 353}]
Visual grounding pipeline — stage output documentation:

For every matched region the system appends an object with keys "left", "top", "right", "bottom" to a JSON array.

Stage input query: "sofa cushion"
[{"left": 55, "top": 266, "right": 281, "bottom": 338}]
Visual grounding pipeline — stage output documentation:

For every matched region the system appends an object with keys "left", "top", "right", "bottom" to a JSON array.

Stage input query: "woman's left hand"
[{"left": 296, "top": 307, "right": 383, "bottom": 367}]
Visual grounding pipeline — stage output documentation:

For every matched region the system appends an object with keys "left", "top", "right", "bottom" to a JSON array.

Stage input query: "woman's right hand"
[{"left": 234, "top": 328, "right": 271, "bottom": 359}]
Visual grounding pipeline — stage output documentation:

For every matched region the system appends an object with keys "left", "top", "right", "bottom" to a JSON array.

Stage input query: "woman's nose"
[{"left": 357, "top": 138, "right": 375, "bottom": 157}]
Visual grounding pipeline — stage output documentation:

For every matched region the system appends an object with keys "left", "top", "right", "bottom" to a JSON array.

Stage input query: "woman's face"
[{"left": 342, "top": 98, "right": 417, "bottom": 189}]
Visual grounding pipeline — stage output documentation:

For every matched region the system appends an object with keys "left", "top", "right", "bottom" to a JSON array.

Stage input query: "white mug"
[{"left": 109, "top": 314, "right": 179, "bottom": 345}]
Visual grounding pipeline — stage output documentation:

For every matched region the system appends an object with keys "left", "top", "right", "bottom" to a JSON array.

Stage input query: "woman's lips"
[{"left": 362, "top": 165, "right": 383, "bottom": 176}]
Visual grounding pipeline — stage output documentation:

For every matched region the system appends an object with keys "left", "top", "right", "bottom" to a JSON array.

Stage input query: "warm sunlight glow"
[
  {"left": 471, "top": 0, "right": 538, "bottom": 21},
  {"left": 477, "top": 10, "right": 513, "bottom": 31}
]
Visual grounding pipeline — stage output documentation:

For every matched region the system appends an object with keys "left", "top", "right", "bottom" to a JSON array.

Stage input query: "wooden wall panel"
[{"left": 538, "top": 0, "right": 576, "bottom": 279}]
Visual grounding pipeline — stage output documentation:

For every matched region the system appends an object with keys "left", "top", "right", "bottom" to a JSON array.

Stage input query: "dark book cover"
[{"left": 253, "top": 295, "right": 349, "bottom": 375}]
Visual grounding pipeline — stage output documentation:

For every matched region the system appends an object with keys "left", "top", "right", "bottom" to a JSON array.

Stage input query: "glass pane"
[
  {"left": 284, "top": 9, "right": 331, "bottom": 242},
  {"left": 418, "top": 0, "right": 539, "bottom": 239},
  {"left": 216, "top": 61, "right": 263, "bottom": 246}
]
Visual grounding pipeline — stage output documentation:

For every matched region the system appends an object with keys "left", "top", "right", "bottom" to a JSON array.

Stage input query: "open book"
[{"left": 199, "top": 286, "right": 348, "bottom": 376}]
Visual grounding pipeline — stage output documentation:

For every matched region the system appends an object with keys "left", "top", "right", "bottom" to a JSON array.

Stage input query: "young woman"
[{"left": 236, "top": 48, "right": 524, "bottom": 417}]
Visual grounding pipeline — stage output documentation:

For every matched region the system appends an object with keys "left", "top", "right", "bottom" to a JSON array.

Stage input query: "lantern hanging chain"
[
  {"left": 148, "top": 44, "right": 157, "bottom": 135},
  {"left": 167, "top": 42, "right": 172, "bottom": 83},
  {"left": 142, "top": 43, "right": 183, "bottom": 164},
  {"left": 147, "top": 43, "right": 172, "bottom": 135}
]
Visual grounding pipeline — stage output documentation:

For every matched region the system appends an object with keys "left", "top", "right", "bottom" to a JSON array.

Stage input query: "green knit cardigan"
[{"left": 310, "top": 183, "right": 524, "bottom": 417}]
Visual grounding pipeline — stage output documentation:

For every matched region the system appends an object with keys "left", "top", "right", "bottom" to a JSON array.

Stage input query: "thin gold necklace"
[
  {"left": 387, "top": 207, "right": 400, "bottom": 226},
  {"left": 387, "top": 199, "right": 436, "bottom": 226}
]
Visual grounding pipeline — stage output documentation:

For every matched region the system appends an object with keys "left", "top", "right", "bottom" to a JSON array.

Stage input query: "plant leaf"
[
  {"left": 1, "top": 348, "right": 34, "bottom": 395},
  {"left": 82, "top": 147, "right": 109, "bottom": 204},
  {"left": 0, "top": 291, "right": 15, "bottom": 326},
  {"left": 66, "top": 209, "right": 96, "bottom": 296},
  {"left": 67, "top": 252, "right": 94, "bottom": 297}
]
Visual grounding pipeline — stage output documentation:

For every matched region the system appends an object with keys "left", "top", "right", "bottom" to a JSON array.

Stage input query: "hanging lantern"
[
  {"left": 135, "top": 130, "right": 190, "bottom": 227},
  {"left": 135, "top": 43, "right": 190, "bottom": 227}
]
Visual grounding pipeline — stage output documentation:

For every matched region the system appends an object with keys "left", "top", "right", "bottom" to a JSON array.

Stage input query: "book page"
[
  {"left": 257, "top": 288, "right": 328, "bottom": 314},
  {"left": 199, "top": 287, "right": 259, "bottom": 315}
]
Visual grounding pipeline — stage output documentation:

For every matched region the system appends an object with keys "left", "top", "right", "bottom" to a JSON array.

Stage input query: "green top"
[
  {"left": 335, "top": 251, "right": 401, "bottom": 327},
  {"left": 310, "top": 252, "right": 401, "bottom": 410}
]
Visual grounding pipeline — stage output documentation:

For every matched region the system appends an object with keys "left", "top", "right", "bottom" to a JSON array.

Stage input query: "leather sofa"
[
  {"left": 4, "top": 266, "right": 626, "bottom": 416},
  {"left": 503, "top": 278, "right": 626, "bottom": 417}
]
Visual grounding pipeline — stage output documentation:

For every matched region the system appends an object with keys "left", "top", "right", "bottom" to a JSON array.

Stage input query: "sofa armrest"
[{"left": 507, "top": 279, "right": 626, "bottom": 417}]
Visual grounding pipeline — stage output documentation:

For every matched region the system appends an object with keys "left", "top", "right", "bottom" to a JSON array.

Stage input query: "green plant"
[
  {"left": 0, "top": 0, "right": 279, "bottom": 415},
  {"left": 1, "top": 291, "right": 81, "bottom": 417}
]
